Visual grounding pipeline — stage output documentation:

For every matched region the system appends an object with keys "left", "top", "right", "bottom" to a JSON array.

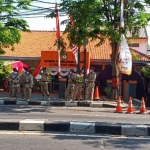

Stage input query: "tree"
[
  {"left": 0, "top": 60, "right": 12, "bottom": 89},
  {"left": 0, "top": 0, "right": 32, "bottom": 54},
  {"left": 141, "top": 67, "right": 150, "bottom": 79},
  {"left": 56, "top": 0, "right": 150, "bottom": 99}
]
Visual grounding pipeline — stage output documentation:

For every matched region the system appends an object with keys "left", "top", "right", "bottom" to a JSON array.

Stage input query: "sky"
[{"left": 22, "top": 0, "right": 150, "bottom": 45}]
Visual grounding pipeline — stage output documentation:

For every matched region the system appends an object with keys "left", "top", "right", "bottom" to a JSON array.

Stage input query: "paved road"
[
  {"left": 0, "top": 106, "right": 150, "bottom": 124},
  {"left": 0, "top": 132, "right": 150, "bottom": 150}
]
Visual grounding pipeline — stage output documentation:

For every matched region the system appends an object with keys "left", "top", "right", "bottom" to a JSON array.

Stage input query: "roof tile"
[{"left": 1, "top": 31, "right": 150, "bottom": 62}]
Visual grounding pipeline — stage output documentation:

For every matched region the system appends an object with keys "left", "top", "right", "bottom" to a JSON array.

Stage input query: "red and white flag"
[
  {"left": 72, "top": 45, "right": 78, "bottom": 65},
  {"left": 33, "top": 63, "right": 42, "bottom": 80}
]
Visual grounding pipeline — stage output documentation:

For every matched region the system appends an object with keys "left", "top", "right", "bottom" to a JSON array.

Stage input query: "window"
[
  {"left": 128, "top": 43, "right": 139, "bottom": 47},
  {"left": 147, "top": 50, "right": 150, "bottom": 55}
]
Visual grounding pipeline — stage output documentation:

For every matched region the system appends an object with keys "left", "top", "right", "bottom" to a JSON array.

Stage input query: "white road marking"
[
  {"left": 94, "top": 115, "right": 106, "bottom": 116},
  {"left": 70, "top": 114, "right": 107, "bottom": 116}
]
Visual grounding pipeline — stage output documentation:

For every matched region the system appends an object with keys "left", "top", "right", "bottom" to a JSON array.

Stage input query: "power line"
[
  {"left": 29, "top": 4, "right": 51, "bottom": 9},
  {"left": 32, "top": 0, "right": 59, "bottom": 5}
]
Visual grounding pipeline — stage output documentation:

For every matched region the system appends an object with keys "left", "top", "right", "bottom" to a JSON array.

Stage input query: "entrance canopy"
[{"left": 40, "top": 51, "right": 91, "bottom": 72}]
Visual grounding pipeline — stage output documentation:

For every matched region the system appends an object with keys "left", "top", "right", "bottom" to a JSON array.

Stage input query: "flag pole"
[
  {"left": 55, "top": 3, "right": 61, "bottom": 78},
  {"left": 58, "top": 45, "right": 61, "bottom": 78}
]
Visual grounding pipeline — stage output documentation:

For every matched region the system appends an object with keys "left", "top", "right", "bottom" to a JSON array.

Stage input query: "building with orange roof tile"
[
  {"left": 0, "top": 30, "right": 149, "bottom": 73},
  {"left": 0, "top": 30, "right": 149, "bottom": 96}
]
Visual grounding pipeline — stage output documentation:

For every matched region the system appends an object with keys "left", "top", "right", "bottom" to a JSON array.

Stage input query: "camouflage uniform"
[
  {"left": 8, "top": 72, "right": 20, "bottom": 100},
  {"left": 8, "top": 72, "right": 15, "bottom": 100},
  {"left": 65, "top": 73, "right": 76, "bottom": 101},
  {"left": 39, "top": 68, "right": 50, "bottom": 100},
  {"left": 21, "top": 71, "right": 33, "bottom": 101},
  {"left": 73, "top": 72, "right": 84, "bottom": 101},
  {"left": 85, "top": 71, "right": 96, "bottom": 101},
  {"left": 20, "top": 71, "right": 26, "bottom": 99}
]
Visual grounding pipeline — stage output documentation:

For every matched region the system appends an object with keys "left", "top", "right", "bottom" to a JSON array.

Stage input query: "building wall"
[
  {"left": 128, "top": 38, "right": 148, "bottom": 54},
  {"left": 21, "top": 60, "right": 40, "bottom": 68}
]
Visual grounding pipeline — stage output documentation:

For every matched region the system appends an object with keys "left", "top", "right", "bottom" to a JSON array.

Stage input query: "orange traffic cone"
[
  {"left": 126, "top": 96, "right": 134, "bottom": 114},
  {"left": 94, "top": 86, "right": 100, "bottom": 100},
  {"left": 140, "top": 97, "right": 146, "bottom": 114},
  {"left": 115, "top": 96, "right": 123, "bottom": 113}
]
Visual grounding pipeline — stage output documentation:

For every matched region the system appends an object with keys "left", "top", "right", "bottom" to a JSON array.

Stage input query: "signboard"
[{"left": 40, "top": 51, "right": 90, "bottom": 69}]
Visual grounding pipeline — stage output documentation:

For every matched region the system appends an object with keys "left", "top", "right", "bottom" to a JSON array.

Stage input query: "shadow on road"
[
  {"left": 0, "top": 105, "right": 52, "bottom": 113},
  {"left": 49, "top": 134, "right": 150, "bottom": 149}
]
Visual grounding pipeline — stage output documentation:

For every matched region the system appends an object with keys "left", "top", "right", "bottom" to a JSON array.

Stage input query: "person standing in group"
[
  {"left": 21, "top": 69, "right": 33, "bottom": 101},
  {"left": 39, "top": 67, "right": 50, "bottom": 100},
  {"left": 65, "top": 69, "right": 76, "bottom": 101},
  {"left": 8, "top": 68, "right": 20, "bottom": 101},
  {"left": 73, "top": 70, "right": 84, "bottom": 102},
  {"left": 20, "top": 68, "right": 28, "bottom": 99},
  {"left": 85, "top": 67, "right": 96, "bottom": 102},
  {"left": 8, "top": 68, "right": 16, "bottom": 100}
]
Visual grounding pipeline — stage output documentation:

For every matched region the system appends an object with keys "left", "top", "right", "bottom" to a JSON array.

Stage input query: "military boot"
[
  {"left": 41, "top": 96, "right": 45, "bottom": 101},
  {"left": 47, "top": 96, "right": 50, "bottom": 101}
]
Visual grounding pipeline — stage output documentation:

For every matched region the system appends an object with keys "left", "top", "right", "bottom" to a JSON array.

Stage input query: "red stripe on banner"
[
  {"left": 33, "top": 64, "right": 41, "bottom": 77},
  {"left": 72, "top": 45, "right": 78, "bottom": 54}
]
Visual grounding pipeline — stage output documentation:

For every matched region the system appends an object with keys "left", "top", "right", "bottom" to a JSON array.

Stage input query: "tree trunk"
[{"left": 111, "top": 42, "right": 120, "bottom": 100}]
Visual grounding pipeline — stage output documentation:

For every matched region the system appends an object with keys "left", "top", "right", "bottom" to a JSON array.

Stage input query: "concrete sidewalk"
[
  {"left": 0, "top": 119, "right": 149, "bottom": 136},
  {"left": 0, "top": 93, "right": 128, "bottom": 108}
]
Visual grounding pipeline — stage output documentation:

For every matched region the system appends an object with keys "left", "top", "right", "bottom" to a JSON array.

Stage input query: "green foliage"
[
  {"left": 141, "top": 67, "right": 150, "bottom": 79},
  {"left": 30, "top": 67, "right": 35, "bottom": 74},
  {"left": 0, "top": 0, "right": 31, "bottom": 54},
  {"left": 104, "top": 87, "right": 112, "bottom": 95},
  {"left": 131, "top": 51, "right": 139, "bottom": 61},
  {"left": 0, "top": 60, "right": 12, "bottom": 82},
  {"left": 54, "top": 36, "right": 67, "bottom": 57},
  {"left": 46, "top": 68, "right": 52, "bottom": 82},
  {"left": 54, "top": 0, "right": 150, "bottom": 47}
]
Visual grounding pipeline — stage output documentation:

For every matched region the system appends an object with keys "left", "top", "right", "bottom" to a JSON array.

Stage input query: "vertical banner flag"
[
  {"left": 55, "top": 4, "right": 61, "bottom": 78},
  {"left": 118, "top": 34, "right": 132, "bottom": 75},
  {"left": 120, "top": 0, "right": 124, "bottom": 28},
  {"left": 72, "top": 45, "right": 78, "bottom": 64}
]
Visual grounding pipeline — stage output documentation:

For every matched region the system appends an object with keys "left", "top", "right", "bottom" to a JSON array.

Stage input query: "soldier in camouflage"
[
  {"left": 8, "top": 68, "right": 20, "bottom": 101},
  {"left": 20, "top": 68, "right": 27, "bottom": 99},
  {"left": 65, "top": 69, "right": 76, "bottom": 101},
  {"left": 39, "top": 67, "right": 50, "bottom": 100},
  {"left": 85, "top": 67, "right": 96, "bottom": 101},
  {"left": 21, "top": 69, "right": 33, "bottom": 101},
  {"left": 73, "top": 70, "right": 84, "bottom": 102}
]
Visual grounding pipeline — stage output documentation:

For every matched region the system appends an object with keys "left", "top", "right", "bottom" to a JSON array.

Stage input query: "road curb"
[
  {"left": 0, "top": 100, "right": 121, "bottom": 108},
  {"left": 0, "top": 120, "right": 149, "bottom": 136}
]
